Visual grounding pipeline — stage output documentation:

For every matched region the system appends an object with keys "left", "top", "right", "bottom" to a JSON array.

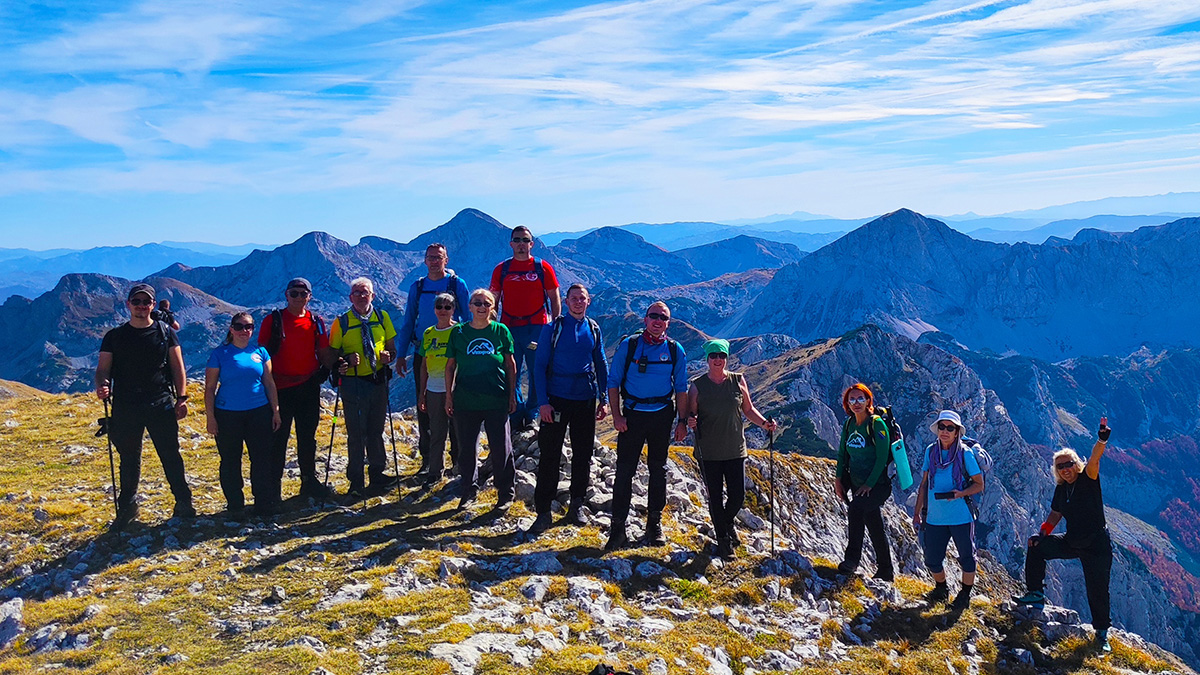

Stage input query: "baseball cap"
[
  {"left": 127, "top": 283, "right": 155, "bottom": 301},
  {"left": 286, "top": 277, "right": 312, "bottom": 292}
]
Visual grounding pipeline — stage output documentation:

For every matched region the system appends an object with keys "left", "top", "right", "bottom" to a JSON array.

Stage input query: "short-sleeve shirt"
[
  {"left": 328, "top": 309, "right": 396, "bottom": 377},
  {"left": 446, "top": 321, "right": 514, "bottom": 410},
  {"left": 99, "top": 322, "right": 179, "bottom": 407},
  {"left": 419, "top": 325, "right": 454, "bottom": 394},
  {"left": 489, "top": 258, "right": 559, "bottom": 327},
  {"left": 922, "top": 445, "right": 982, "bottom": 526},
  {"left": 206, "top": 343, "right": 271, "bottom": 411},
  {"left": 1051, "top": 471, "right": 1107, "bottom": 546},
  {"left": 257, "top": 310, "right": 329, "bottom": 389}
]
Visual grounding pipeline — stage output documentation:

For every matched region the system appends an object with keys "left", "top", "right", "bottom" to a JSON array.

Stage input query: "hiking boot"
[
  {"left": 458, "top": 489, "right": 478, "bottom": 511},
  {"left": 952, "top": 586, "right": 973, "bottom": 610},
  {"left": 253, "top": 502, "right": 281, "bottom": 519},
  {"left": 111, "top": 503, "right": 139, "bottom": 530},
  {"left": 836, "top": 560, "right": 858, "bottom": 576},
  {"left": 1012, "top": 590, "right": 1046, "bottom": 609},
  {"left": 529, "top": 512, "right": 553, "bottom": 535},
  {"left": 872, "top": 570, "right": 895, "bottom": 583},
  {"left": 300, "top": 477, "right": 334, "bottom": 500},
  {"left": 344, "top": 484, "right": 366, "bottom": 504},
  {"left": 172, "top": 501, "right": 196, "bottom": 519},
  {"left": 925, "top": 583, "right": 950, "bottom": 604},
  {"left": 1095, "top": 628, "right": 1111, "bottom": 653},
  {"left": 605, "top": 528, "right": 629, "bottom": 552},
  {"left": 727, "top": 523, "right": 742, "bottom": 549},
  {"left": 495, "top": 493, "right": 513, "bottom": 511},
  {"left": 565, "top": 499, "right": 587, "bottom": 526},
  {"left": 644, "top": 520, "right": 666, "bottom": 547},
  {"left": 714, "top": 534, "right": 735, "bottom": 559},
  {"left": 369, "top": 473, "right": 400, "bottom": 492}
]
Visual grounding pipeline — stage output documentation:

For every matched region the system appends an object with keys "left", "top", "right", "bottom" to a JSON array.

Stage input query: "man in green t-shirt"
[{"left": 328, "top": 277, "right": 399, "bottom": 499}]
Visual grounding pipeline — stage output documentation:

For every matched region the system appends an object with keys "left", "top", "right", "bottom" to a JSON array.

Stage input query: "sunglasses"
[
  {"left": 435, "top": 304, "right": 454, "bottom": 310},
  {"left": 646, "top": 312, "right": 670, "bottom": 321},
  {"left": 707, "top": 353, "right": 727, "bottom": 360},
  {"left": 937, "top": 423, "right": 958, "bottom": 432},
  {"left": 351, "top": 290, "right": 371, "bottom": 297},
  {"left": 471, "top": 301, "right": 492, "bottom": 307},
  {"left": 1056, "top": 461, "right": 1075, "bottom": 470},
  {"left": 288, "top": 289, "right": 310, "bottom": 298},
  {"left": 129, "top": 298, "right": 154, "bottom": 307},
  {"left": 847, "top": 396, "right": 867, "bottom": 405},
  {"left": 232, "top": 322, "right": 254, "bottom": 331},
  {"left": 511, "top": 237, "right": 532, "bottom": 243}
]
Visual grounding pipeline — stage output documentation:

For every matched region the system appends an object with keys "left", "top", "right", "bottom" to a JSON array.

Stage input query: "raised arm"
[{"left": 1085, "top": 417, "right": 1110, "bottom": 480}]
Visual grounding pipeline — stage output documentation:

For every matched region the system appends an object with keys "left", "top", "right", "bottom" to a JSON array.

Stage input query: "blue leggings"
[{"left": 922, "top": 521, "right": 976, "bottom": 574}]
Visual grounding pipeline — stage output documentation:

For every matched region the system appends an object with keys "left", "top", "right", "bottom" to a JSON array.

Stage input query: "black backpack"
[
  {"left": 619, "top": 329, "right": 680, "bottom": 407},
  {"left": 264, "top": 309, "right": 330, "bottom": 383},
  {"left": 497, "top": 257, "right": 549, "bottom": 322},
  {"left": 407, "top": 274, "right": 460, "bottom": 343}
]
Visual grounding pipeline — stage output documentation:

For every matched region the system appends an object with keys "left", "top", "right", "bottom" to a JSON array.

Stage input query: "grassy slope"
[{"left": 0, "top": 392, "right": 1188, "bottom": 675}]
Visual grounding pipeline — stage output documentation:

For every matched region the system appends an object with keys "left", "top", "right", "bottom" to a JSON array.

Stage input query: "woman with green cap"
[{"left": 686, "top": 339, "right": 776, "bottom": 557}]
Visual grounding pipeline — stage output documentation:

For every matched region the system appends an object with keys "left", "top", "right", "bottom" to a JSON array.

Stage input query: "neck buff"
[{"left": 353, "top": 305, "right": 377, "bottom": 371}]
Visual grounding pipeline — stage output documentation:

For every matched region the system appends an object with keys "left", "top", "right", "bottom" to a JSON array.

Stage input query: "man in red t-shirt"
[
  {"left": 258, "top": 277, "right": 333, "bottom": 502},
  {"left": 489, "top": 226, "right": 561, "bottom": 428}
]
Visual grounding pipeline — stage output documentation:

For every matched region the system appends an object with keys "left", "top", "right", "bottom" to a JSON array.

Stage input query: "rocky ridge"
[{"left": 0, "top": 391, "right": 1191, "bottom": 674}]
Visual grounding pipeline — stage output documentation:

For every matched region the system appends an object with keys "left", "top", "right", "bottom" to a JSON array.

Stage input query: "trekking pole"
[
  {"left": 322, "top": 387, "right": 341, "bottom": 508},
  {"left": 385, "top": 380, "right": 402, "bottom": 502},
  {"left": 102, "top": 396, "right": 118, "bottom": 517},
  {"left": 769, "top": 426, "right": 776, "bottom": 557}
]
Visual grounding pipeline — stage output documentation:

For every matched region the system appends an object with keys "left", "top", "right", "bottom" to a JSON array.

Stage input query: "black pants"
[
  {"left": 611, "top": 406, "right": 674, "bottom": 528},
  {"left": 215, "top": 405, "right": 275, "bottom": 509},
  {"left": 454, "top": 407, "right": 515, "bottom": 501},
  {"left": 1026, "top": 531, "right": 1112, "bottom": 630},
  {"left": 702, "top": 457, "right": 746, "bottom": 540},
  {"left": 415, "top": 354, "right": 459, "bottom": 471},
  {"left": 339, "top": 375, "right": 389, "bottom": 488},
  {"left": 534, "top": 396, "right": 597, "bottom": 514},
  {"left": 272, "top": 375, "right": 321, "bottom": 487},
  {"left": 843, "top": 481, "right": 894, "bottom": 577},
  {"left": 109, "top": 401, "right": 192, "bottom": 509}
]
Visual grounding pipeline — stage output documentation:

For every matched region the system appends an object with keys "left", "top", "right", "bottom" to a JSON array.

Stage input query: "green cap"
[{"left": 703, "top": 339, "right": 730, "bottom": 357}]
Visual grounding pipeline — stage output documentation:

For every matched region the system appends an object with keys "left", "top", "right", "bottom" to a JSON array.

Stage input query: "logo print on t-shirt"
[
  {"left": 251, "top": 353, "right": 263, "bottom": 363},
  {"left": 509, "top": 272, "right": 541, "bottom": 283},
  {"left": 467, "top": 338, "right": 497, "bottom": 355},
  {"left": 847, "top": 431, "right": 866, "bottom": 449}
]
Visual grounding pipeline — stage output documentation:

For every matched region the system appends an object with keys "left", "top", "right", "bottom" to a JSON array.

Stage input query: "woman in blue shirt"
[
  {"left": 205, "top": 312, "right": 281, "bottom": 518},
  {"left": 912, "top": 410, "right": 984, "bottom": 610}
]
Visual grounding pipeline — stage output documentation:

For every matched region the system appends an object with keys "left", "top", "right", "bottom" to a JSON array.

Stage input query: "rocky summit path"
[{"left": 0, "top": 393, "right": 1192, "bottom": 674}]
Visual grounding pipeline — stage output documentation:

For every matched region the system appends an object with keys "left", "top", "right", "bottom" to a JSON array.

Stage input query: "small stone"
[
  {"left": 32, "top": 507, "right": 49, "bottom": 523},
  {"left": 0, "top": 598, "right": 24, "bottom": 650},
  {"left": 649, "top": 657, "right": 669, "bottom": 675},
  {"left": 521, "top": 576, "right": 552, "bottom": 603},
  {"left": 164, "top": 653, "right": 189, "bottom": 665},
  {"left": 265, "top": 586, "right": 286, "bottom": 604},
  {"left": 82, "top": 604, "right": 105, "bottom": 621},
  {"left": 284, "top": 635, "right": 327, "bottom": 654}
]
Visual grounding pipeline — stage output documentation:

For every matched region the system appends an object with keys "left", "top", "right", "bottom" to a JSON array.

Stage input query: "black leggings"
[
  {"left": 215, "top": 405, "right": 274, "bottom": 510},
  {"left": 843, "top": 481, "right": 894, "bottom": 576},
  {"left": 534, "top": 396, "right": 597, "bottom": 514},
  {"left": 1025, "top": 532, "right": 1112, "bottom": 630},
  {"left": 702, "top": 457, "right": 746, "bottom": 539}
]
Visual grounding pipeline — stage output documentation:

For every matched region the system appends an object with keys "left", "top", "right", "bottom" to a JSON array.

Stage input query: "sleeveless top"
[{"left": 693, "top": 372, "right": 746, "bottom": 461}]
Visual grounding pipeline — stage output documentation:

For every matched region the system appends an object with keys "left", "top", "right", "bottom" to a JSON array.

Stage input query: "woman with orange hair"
[{"left": 834, "top": 383, "right": 894, "bottom": 581}]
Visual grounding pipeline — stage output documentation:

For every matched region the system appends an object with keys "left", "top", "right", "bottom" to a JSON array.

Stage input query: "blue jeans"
[{"left": 509, "top": 323, "right": 544, "bottom": 422}]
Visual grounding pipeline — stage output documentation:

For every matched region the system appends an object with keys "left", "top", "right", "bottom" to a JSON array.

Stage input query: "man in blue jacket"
[
  {"left": 528, "top": 284, "right": 610, "bottom": 535},
  {"left": 606, "top": 301, "right": 688, "bottom": 550},
  {"left": 395, "top": 243, "right": 471, "bottom": 478}
]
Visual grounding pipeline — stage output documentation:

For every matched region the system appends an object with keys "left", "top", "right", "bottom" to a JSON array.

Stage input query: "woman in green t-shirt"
[
  {"left": 834, "top": 382, "right": 894, "bottom": 581},
  {"left": 445, "top": 289, "right": 517, "bottom": 510}
]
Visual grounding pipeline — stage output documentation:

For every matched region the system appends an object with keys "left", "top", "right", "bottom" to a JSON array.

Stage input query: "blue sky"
[{"left": 2, "top": 0, "right": 1200, "bottom": 248}]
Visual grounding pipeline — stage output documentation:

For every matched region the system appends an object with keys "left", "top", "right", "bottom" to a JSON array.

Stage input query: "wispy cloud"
[{"left": 2, "top": 0, "right": 1200, "bottom": 245}]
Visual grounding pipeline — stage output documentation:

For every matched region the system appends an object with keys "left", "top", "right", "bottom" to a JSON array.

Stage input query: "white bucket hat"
[{"left": 930, "top": 410, "right": 965, "bottom": 435}]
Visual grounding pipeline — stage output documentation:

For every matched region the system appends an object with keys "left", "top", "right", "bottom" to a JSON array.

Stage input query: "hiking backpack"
[
  {"left": 618, "top": 329, "right": 680, "bottom": 408},
  {"left": 545, "top": 315, "right": 604, "bottom": 394},
  {"left": 839, "top": 408, "right": 913, "bottom": 490},
  {"left": 264, "top": 309, "right": 330, "bottom": 384},
  {"left": 408, "top": 274, "right": 461, "bottom": 342},
  {"left": 497, "top": 257, "right": 549, "bottom": 322},
  {"left": 922, "top": 436, "right": 992, "bottom": 520}
]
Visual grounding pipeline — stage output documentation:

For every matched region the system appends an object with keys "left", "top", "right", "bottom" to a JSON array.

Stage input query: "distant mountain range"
[
  {"left": 5, "top": 204, "right": 1200, "bottom": 662},
  {"left": 0, "top": 242, "right": 270, "bottom": 302}
]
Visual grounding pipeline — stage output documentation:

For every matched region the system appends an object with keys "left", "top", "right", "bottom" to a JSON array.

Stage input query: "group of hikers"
[{"left": 93, "top": 227, "right": 1116, "bottom": 652}]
